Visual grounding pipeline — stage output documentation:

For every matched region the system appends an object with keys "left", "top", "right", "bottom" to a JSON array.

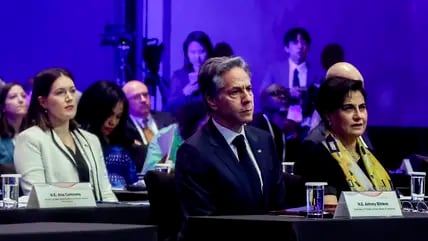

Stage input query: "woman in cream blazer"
[
  {"left": 15, "top": 126, "right": 116, "bottom": 201},
  {"left": 14, "top": 68, "right": 116, "bottom": 202}
]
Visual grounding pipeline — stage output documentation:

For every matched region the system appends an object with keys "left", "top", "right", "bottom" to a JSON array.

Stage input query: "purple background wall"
[
  {"left": 170, "top": 0, "right": 428, "bottom": 127},
  {"left": 0, "top": 0, "right": 123, "bottom": 91},
  {"left": 1, "top": 0, "right": 427, "bottom": 127}
]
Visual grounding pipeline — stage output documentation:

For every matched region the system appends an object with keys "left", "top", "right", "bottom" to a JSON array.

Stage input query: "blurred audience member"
[
  {"left": 213, "top": 42, "right": 234, "bottom": 57},
  {"left": 142, "top": 100, "right": 207, "bottom": 174},
  {"left": 167, "top": 31, "right": 214, "bottom": 112},
  {"left": 14, "top": 68, "right": 116, "bottom": 201},
  {"left": 326, "top": 62, "right": 364, "bottom": 81},
  {"left": 0, "top": 82, "right": 28, "bottom": 168},
  {"left": 123, "top": 80, "right": 175, "bottom": 171},
  {"left": 76, "top": 80, "right": 139, "bottom": 189},
  {"left": 260, "top": 27, "right": 320, "bottom": 126},
  {"left": 251, "top": 84, "right": 301, "bottom": 162},
  {"left": 0, "top": 77, "right": 5, "bottom": 88},
  {"left": 303, "top": 43, "right": 345, "bottom": 130},
  {"left": 321, "top": 43, "right": 345, "bottom": 72}
]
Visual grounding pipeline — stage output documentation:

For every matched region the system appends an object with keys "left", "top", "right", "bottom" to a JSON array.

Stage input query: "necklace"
[{"left": 345, "top": 146, "right": 360, "bottom": 162}]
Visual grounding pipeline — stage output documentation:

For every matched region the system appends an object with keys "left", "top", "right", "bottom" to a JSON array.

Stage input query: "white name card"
[
  {"left": 27, "top": 182, "right": 96, "bottom": 208},
  {"left": 334, "top": 191, "right": 402, "bottom": 218}
]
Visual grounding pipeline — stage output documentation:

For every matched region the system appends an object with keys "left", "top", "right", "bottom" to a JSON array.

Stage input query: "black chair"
[
  {"left": 282, "top": 173, "right": 306, "bottom": 208},
  {"left": 144, "top": 171, "right": 183, "bottom": 241}
]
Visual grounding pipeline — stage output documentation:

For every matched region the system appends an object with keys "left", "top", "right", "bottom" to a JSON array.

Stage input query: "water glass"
[
  {"left": 305, "top": 182, "right": 327, "bottom": 218},
  {"left": 401, "top": 200, "right": 428, "bottom": 213},
  {"left": 281, "top": 162, "right": 295, "bottom": 175},
  {"left": 410, "top": 172, "right": 426, "bottom": 202},
  {"left": 1, "top": 174, "right": 21, "bottom": 208}
]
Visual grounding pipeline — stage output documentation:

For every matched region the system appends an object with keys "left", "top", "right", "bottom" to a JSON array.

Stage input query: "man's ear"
[
  {"left": 284, "top": 45, "right": 290, "bottom": 54},
  {"left": 38, "top": 96, "right": 47, "bottom": 109},
  {"left": 206, "top": 95, "right": 218, "bottom": 111}
]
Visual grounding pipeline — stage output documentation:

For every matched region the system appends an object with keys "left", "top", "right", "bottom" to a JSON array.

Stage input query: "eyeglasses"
[{"left": 401, "top": 200, "right": 428, "bottom": 213}]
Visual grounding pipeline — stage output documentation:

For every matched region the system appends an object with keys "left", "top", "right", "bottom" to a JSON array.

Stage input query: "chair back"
[
  {"left": 283, "top": 173, "right": 306, "bottom": 208},
  {"left": 144, "top": 171, "right": 183, "bottom": 241}
]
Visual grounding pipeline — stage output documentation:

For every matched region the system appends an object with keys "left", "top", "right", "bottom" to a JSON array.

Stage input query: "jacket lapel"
[
  {"left": 245, "top": 127, "right": 269, "bottom": 195},
  {"left": 72, "top": 130, "right": 95, "bottom": 172},
  {"left": 205, "top": 120, "right": 243, "bottom": 181},
  {"left": 205, "top": 120, "right": 269, "bottom": 197},
  {"left": 50, "top": 129, "right": 75, "bottom": 164}
]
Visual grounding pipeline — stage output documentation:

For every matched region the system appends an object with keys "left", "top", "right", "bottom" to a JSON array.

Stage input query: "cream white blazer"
[{"left": 14, "top": 126, "right": 117, "bottom": 202}]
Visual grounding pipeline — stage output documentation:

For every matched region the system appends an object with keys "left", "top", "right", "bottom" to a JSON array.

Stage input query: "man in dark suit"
[
  {"left": 175, "top": 56, "right": 286, "bottom": 220},
  {"left": 123, "top": 80, "right": 175, "bottom": 171}
]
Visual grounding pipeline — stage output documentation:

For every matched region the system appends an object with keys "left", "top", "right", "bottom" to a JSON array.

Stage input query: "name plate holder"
[
  {"left": 334, "top": 191, "right": 402, "bottom": 218},
  {"left": 27, "top": 182, "right": 96, "bottom": 208}
]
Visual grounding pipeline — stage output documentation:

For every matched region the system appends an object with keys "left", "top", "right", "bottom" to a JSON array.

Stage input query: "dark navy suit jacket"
[{"left": 175, "top": 119, "right": 286, "bottom": 217}]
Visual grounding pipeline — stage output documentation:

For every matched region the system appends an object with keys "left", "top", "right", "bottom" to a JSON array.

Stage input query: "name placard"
[
  {"left": 334, "top": 191, "right": 402, "bottom": 218},
  {"left": 27, "top": 183, "right": 96, "bottom": 208}
]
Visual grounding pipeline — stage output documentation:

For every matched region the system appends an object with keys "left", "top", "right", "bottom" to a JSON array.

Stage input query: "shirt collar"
[
  {"left": 131, "top": 114, "right": 153, "bottom": 125},
  {"left": 212, "top": 118, "right": 246, "bottom": 145},
  {"left": 288, "top": 58, "right": 307, "bottom": 73}
]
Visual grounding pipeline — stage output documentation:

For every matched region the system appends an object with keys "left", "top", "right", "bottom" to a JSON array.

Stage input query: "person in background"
[
  {"left": 260, "top": 27, "right": 320, "bottom": 129},
  {"left": 167, "top": 31, "right": 214, "bottom": 112},
  {"left": 123, "top": 80, "right": 175, "bottom": 172},
  {"left": 213, "top": 42, "right": 234, "bottom": 57},
  {"left": 0, "top": 82, "right": 28, "bottom": 173},
  {"left": 321, "top": 43, "right": 345, "bottom": 74},
  {"left": 326, "top": 62, "right": 364, "bottom": 81},
  {"left": 295, "top": 77, "right": 392, "bottom": 204},
  {"left": 14, "top": 68, "right": 117, "bottom": 201},
  {"left": 0, "top": 77, "right": 5, "bottom": 87},
  {"left": 76, "top": 80, "right": 139, "bottom": 190},
  {"left": 303, "top": 43, "right": 346, "bottom": 131},
  {"left": 251, "top": 83, "right": 301, "bottom": 163},
  {"left": 142, "top": 100, "right": 207, "bottom": 174}
]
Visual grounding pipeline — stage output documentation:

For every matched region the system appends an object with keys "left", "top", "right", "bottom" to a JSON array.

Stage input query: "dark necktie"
[
  {"left": 292, "top": 68, "right": 300, "bottom": 87},
  {"left": 232, "top": 135, "right": 262, "bottom": 195}
]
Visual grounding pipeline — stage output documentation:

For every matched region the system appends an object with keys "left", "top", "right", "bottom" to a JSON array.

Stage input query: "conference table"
[
  {"left": 0, "top": 203, "right": 151, "bottom": 225},
  {"left": 113, "top": 189, "right": 149, "bottom": 201},
  {"left": 183, "top": 212, "right": 428, "bottom": 241},
  {"left": 0, "top": 222, "right": 157, "bottom": 241}
]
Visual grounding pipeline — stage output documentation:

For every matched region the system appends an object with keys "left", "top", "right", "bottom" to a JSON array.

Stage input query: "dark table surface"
[
  {"left": 0, "top": 222, "right": 157, "bottom": 241},
  {"left": 113, "top": 190, "right": 148, "bottom": 201},
  {"left": 0, "top": 203, "right": 151, "bottom": 225},
  {"left": 184, "top": 212, "right": 428, "bottom": 241}
]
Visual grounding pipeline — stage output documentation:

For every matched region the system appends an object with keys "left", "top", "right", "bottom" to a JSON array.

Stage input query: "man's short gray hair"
[{"left": 198, "top": 56, "right": 251, "bottom": 101}]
